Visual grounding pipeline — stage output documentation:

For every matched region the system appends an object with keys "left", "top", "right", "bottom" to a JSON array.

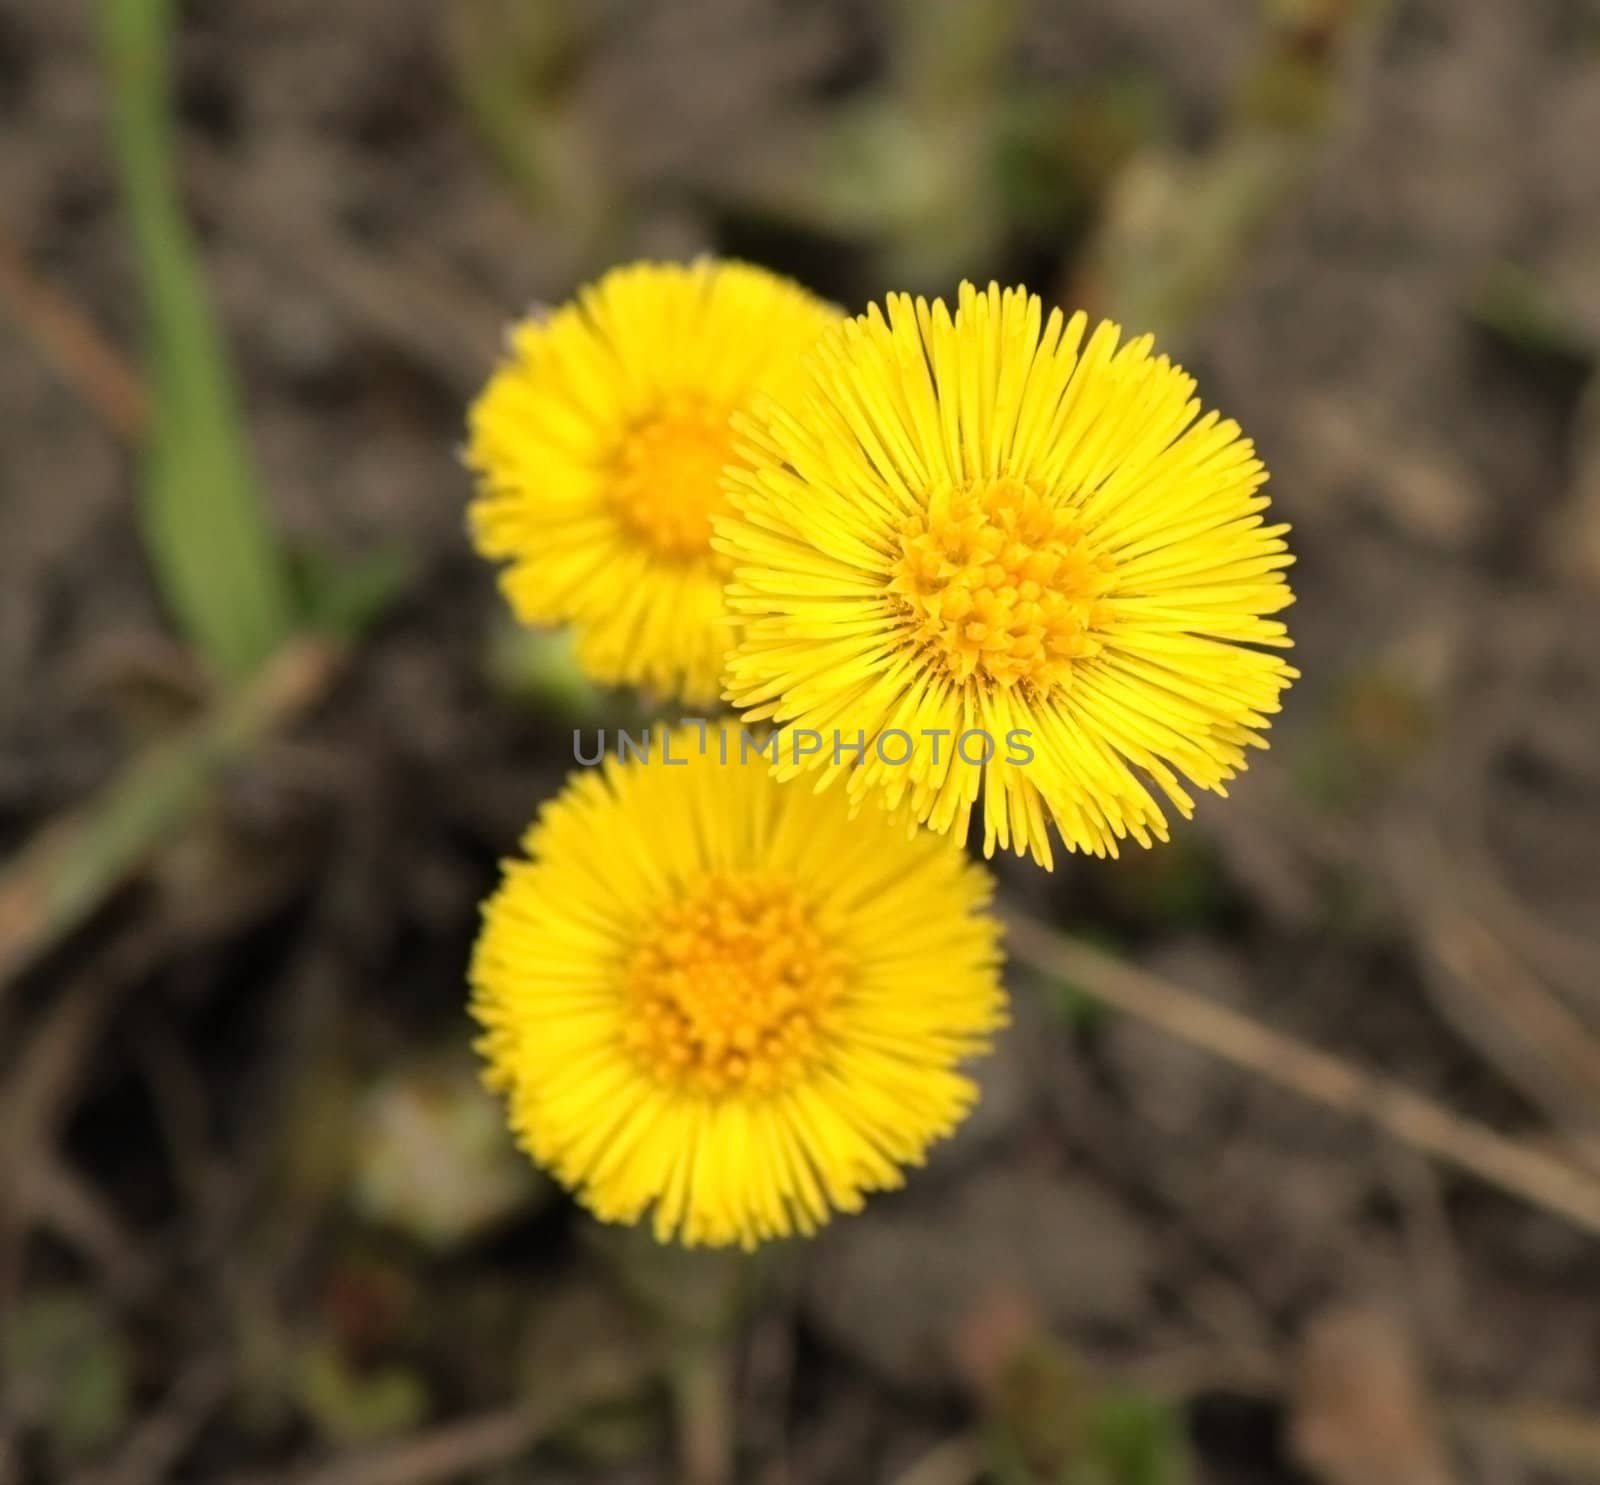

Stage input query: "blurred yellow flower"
[
  {"left": 470, "top": 727, "right": 1004, "bottom": 1249},
  {"left": 718, "top": 281, "right": 1297, "bottom": 868},
  {"left": 466, "top": 260, "right": 839, "bottom": 705}
]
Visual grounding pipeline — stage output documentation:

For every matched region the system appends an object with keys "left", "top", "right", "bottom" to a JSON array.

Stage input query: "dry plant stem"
[
  {"left": 73, "top": 1353, "right": 233, "bottom": 1485},
  {"left": 1458, "top": 1401, "right": 1600, "bottom": 1481},
  {"left": 0, "top": 225, "right": 149, "bottom": 440},
  {"left": 0, "top": 639, "right": 342, "bottom": 1007},
  {"left": 224, "top": 1353, "right": 648, "bottom": 1485},
  {"left": 1004, "top": 910, "right": 1600, "bottom": 1239},
  {"left": 1243, "top": 738, "right": 1600, "bottom": 1169},
  {"left": 1409, "top": 867, "right": 1600, "bottom": 1151},
  {"left": 31, "top": 1157, "right": 156, "bottom": 1303},
  {"left": 0, "top": 971, "right": 127, "bottom": 1301},
  {"left": 743, "top": 1286, "right": 801, "bottom": 1485},
  {"left": 886, "top": 1435, "right": 985, "bottom": 1485},
  {"left": 672, "top": 1343, "right": 736, "bottom": 1485},
  {"left": 0, "top": 914, "right": 195, "bottom": 1304}
]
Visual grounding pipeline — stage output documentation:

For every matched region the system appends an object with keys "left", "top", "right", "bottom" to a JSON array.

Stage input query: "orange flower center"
[
  {"left": 623, "top": 873, "right": 845, "bottom": 1096},
  {"left": 892, "top": 476, "right": 1117, "bottom": 691},
  {"left": 612, "top": 396, "right": 737, "bottom": 560}
]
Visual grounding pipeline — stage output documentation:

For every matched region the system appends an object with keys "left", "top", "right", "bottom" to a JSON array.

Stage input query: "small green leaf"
[
  {"left": 1, "top": 1289, "right": 132, "bottom": 1458},
  {"left": 294, "top": 544, "right": 415, "bottom": 641},
  {"left": 1084, "top": 1388, "right": 1190, "bottom": 1485},
  {"left": 1472, "top": 262, "right": 1598, "bottom": 366},
  {"left": 295, "top": 1341, "right": 429, "bottom": 1446},
  {"left": 99, "top": 0, "right": 296, "bottom": 679},
  {"left": 485, "top": 622, "right": 610, "bottom": 721}
]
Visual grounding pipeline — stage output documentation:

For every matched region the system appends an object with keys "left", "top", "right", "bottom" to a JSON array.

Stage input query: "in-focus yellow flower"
[
  {"left": 718, "top": 281, "right": 1297, "bottom": 868},
  {"left": 470, "top": 727, "right": 1005, "bottom": 1249},
  {"left": 465, "top": 260, "right": 839, "bottom": 705}
]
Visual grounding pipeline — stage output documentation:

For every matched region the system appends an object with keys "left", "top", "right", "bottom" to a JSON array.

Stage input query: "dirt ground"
[{"left": 4, "top": 1, "right": 1600, "bottom": 1482}]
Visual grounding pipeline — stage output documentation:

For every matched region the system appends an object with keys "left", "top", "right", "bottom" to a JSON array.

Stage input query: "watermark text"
[{"left": 573, "top": 723, "right": 1034, "bottom": 768}]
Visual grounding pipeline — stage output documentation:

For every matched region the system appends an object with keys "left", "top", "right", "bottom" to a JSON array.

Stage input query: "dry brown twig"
[
  {"left": 0, "top": 224, "right": 148, "bottom": 440},
  {"left": 885, "top": 1436, "right": 986, "bottom": 1485},
  {"left": 1400, "top": 833, "right": 1600, "bottom": 1157},
  {"left": 1227, "top": 765, "right": 1600, "bottom": 1178},
  {"left": 1231, "top": 633, "right": 1600, "bottom": 1163},
  {"left": 1004, "top": 910, "right": 1600, "bottom": 1240},
  {"left": 1459, "top": 1401, "right": 1600, "bottom": 1482},
  {"left": 29, "top": 1158, "right": 157, "bottom": 1304},
  {"left": 73, "top": 1352, "right": 234, "bottom": 1485},
  {"left": 1385, "top": 670, "right": 1600, "bottom": 1155},
  {"left": 0, "top": 964, "right": 133, "bottom": 1302},
  {"left": 1291, "top": 1307, "right": 1459, "bottom": 1485},
  {"left": 222, "top": 1351, "right": 649, "bottom": 1485}
]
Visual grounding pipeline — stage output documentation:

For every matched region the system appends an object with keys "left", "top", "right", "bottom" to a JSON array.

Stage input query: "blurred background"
[{"left": 4, "top": 0, "right": 1600, "bottom": 1481}]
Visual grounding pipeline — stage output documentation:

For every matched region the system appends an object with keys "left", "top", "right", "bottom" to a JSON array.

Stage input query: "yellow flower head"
[
  {"left": 466, "top": 260, "right": 840, "bottom": 705},
  {"left": 717, "top": 281, "right": 1297, "bottom": 868},
  {"left": 470, "top": 726, "right": 1005, "bottom": 1249}
]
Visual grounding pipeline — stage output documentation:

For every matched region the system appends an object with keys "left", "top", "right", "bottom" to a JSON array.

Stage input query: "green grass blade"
[
  {"left": 98, "top": 0, "right": 296, "bottom": 680},
  {"left": 0, "top": 641, "right": 341, "bottom": 1003}
]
